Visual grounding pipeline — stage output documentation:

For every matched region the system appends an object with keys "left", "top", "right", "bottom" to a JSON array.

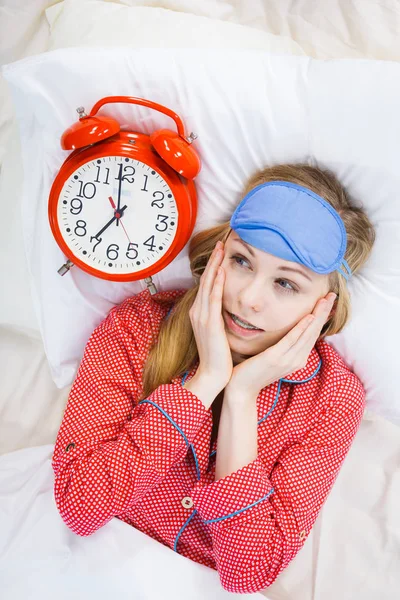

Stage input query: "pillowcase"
[
  {"left": 44, "top": 0, "right": 305, "bottom": 55},
  {"left": 2, "top": 46, "right": 399, "bottom": 427}
]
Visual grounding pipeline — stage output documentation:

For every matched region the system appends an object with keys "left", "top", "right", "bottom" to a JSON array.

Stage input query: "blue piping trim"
[
  {"left": 137, "top": 399, "right": 190, "bottom": 449},
  {"left": 183, "top": 358, "right": 322, "bottom": 471},
  {"left": 257, "top": 378, "right": 283, "bottom": 425},
  {"left": 280, "top": 358, "right": 322, "bottom": 384},
  {"left": 172, "top": 356, "right": 321, "bottom": 548},
  {"left": 181, "top": 371, "right": 190, "bottom": 386},
  {"left": 173, "top": 509, "right": 198, "bottom": 552},
  {"left": 181, "top": 369, "right": 202, "bottom": 479},
  {"left": 203, "top": 488, "right": 275, "bottom": 524},
  {"left": 191, "top": 441, "right": 202, "bottom": 480}
]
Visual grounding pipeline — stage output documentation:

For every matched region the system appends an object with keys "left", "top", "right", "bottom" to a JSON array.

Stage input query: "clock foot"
[
  {"left": 144, "top": 277, "right": 158, "bottom": 295},
  {"left": 58, "top": 259, "right": 74, "bottom": 276}
]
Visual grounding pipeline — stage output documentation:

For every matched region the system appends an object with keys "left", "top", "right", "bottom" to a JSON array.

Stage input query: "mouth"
[{"left": 223, "top": 310, "right": 264, "bottom": 337}]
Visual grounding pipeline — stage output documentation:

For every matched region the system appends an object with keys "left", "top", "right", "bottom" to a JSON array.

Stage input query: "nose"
[{"left": 237, "top": 281, "right": 265, "bottom": 314}]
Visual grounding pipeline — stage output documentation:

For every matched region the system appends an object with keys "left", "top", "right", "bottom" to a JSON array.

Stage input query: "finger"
[
  {"left": 307, "top": 293, "right": 337, "bottom": 330},
  {"left": 275, "top": 313, "right": 316, "bottom": 355},
  {"left": 284, "top": 294, "right": 336, "bottom": 356},
  {"left": 197, "top": 244, "right": 223, "bottom": 321},
  {"left": 203, "top": 247, "right": 224, "bottom": 321},
  {"left": 273, "top": 294, "right": 335, "bottom": 355},
  {"left": 210, "top": 265, "right": 225, "bottom": 317},
  {"left": 192, "top": 244, "right": 219, "bottom": 307}
]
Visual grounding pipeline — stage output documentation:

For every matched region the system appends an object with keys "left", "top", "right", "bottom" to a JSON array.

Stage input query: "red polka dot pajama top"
[{"left": 52, "top": 288, "right": 366, "bottom": 594}]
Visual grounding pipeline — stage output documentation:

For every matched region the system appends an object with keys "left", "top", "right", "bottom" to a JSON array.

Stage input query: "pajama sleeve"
[
  {"left": 191, "top": 374, "right": 366, "bottom": 594},
  {"left": 52, "top": 299, "right": 209, "bottom": 537}
]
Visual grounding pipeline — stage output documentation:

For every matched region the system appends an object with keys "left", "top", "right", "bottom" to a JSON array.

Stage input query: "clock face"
[{"left": 57, "top": 156, "right": 178, "bottom": 275}]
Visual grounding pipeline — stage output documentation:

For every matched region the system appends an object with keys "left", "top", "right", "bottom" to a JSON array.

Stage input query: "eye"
[
  {"left": 229, "top": 254, "right": 298, "bottom": 294},
  {"left": 276, "top": 279, "right": 297, "bottom": 294},
  {"left": 230, "top": 254, "right": 249, "bottom": 269}
]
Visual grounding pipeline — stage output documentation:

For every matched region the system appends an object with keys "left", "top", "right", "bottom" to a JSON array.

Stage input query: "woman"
[{"left": 52, "top": 163, "right": 376, "bottom": 594}]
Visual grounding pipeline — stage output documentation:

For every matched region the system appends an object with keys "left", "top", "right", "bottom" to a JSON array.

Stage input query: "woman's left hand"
[{"left": 226, "top": 291, "right": 337, "bottom": 399}]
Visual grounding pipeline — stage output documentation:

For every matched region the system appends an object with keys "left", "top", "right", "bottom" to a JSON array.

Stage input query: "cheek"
[
  {"left": 282, "top": 308, "right": 312, "bottom": 332},
  {"left": 262, "top": 306, "right": 311, "bottom": 335}
]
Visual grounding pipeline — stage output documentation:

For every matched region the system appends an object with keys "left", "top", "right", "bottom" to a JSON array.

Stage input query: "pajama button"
[
  {"left": 299, "top": 530, "right": 306, "bottom": 541},
  {"left": 181, "top": 497, "right": 193, "bottom": 509}
]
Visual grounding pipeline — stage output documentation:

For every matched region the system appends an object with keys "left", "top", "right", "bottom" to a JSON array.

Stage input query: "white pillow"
[
  {"left": 2, "top": 46, "right": 399, "bottom": 427},
  {"left": 45, "top": 0, "right": 305, "bottom": 55}
]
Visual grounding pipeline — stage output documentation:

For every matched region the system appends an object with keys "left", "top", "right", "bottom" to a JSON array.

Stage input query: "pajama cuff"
[
  {"left": 137, "top": 382, "right": 210, "bottom": 448},
  {"left": 191, "top": 456, "right": 274, "bottom": 525}
]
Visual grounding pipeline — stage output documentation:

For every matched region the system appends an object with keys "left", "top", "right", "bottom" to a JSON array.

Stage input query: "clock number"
[
  {"left": 107, "top": 244, "right": 119, "bottom": 260},
  {"left": 141, "top": 174, "right": 149, "bottom": 192},
  {"left": 90, "top": 235, "right": 102, "bottom": 252},
  {"left": 116, "top": 163, "right": 135, "bottom": 183},
  {"left": 94, "top": 166, "right": 110, "bottom": 185},
  {"left": 151, "top": 191, "right": 165, "bottom": 209},
  {"left": 74, "top": 220, "right": 87, "bottom": 237},
  {"left": 70, "top": 198, "right": 83, "bottom": 215},
  {"left": 126, "top": 242, "right": 139, "bottom": 260},
  {"left": 77, "top": 180, "right": 96, "bottom": 199},
  {"left": 155, "top": 214, "right": 169, "bottom": 232},
  {"left": 143, "top": 235, "right": 156, "bottom": 252}
]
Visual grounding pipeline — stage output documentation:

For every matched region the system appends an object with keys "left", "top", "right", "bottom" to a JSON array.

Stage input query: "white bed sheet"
[
  {"left": 0, "top": 2, "right": 399, "bottom": 600},
  {"left": 0, "top": 447, "right": 262, "bottom": 600}
]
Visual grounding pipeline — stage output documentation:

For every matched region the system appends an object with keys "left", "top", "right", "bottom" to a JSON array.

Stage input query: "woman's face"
[{"left": 220, "top": 231, "right": 331, "bottom": 365}]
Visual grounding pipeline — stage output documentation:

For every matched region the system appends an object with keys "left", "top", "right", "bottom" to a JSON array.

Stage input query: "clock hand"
[
  {"left": 116, "top": 162, "right": 123, "bottom": 227},
  {"left": 108, "top": 196, "right": 132, "bottom": 244},
  {"left": 119, "top": 218, "right": 132, "bottom": 245},
  {"left": 94, "top": 204, "right": 127, "bottom": 239},
  {"left": 108, "top": 195, "right": 121, "bottom": 217}
]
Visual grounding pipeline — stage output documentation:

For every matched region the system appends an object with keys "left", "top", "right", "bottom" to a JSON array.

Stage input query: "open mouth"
[{"left": 224, "top": 310, "right": 264, "bottom": 337}]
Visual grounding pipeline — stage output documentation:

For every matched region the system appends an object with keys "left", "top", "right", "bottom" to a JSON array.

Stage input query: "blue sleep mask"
[{"left": 229, "top": 180, "right": 352, "bottom": 282}]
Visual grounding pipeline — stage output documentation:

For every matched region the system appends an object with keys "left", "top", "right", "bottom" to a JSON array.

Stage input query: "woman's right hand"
[{"left": 189, "top": 240, "right": 233, "bottom": 392}]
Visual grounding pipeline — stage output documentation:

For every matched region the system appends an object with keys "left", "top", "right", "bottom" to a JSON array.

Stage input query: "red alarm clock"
[{"left": 48, "top": 95, "right": 201, "bottom": 293}]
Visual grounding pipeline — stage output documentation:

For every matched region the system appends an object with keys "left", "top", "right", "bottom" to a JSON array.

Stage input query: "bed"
[{"left": 0, "top": 2, "right": 399, "bottom": 599}]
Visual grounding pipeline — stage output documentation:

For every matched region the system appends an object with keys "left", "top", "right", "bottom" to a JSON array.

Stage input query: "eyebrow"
[{"left": 233, "top": 238, "right": 313, "bottom": 282}]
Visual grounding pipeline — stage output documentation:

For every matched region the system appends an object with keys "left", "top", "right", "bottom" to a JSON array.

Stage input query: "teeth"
[{"left": 231, "top": 313, "right": 259, "bottom": 330}]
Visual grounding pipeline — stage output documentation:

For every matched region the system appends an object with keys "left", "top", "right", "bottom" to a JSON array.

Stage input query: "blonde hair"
[{"left": 138, "top": 162, "right": 376, "bottom": 401}]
